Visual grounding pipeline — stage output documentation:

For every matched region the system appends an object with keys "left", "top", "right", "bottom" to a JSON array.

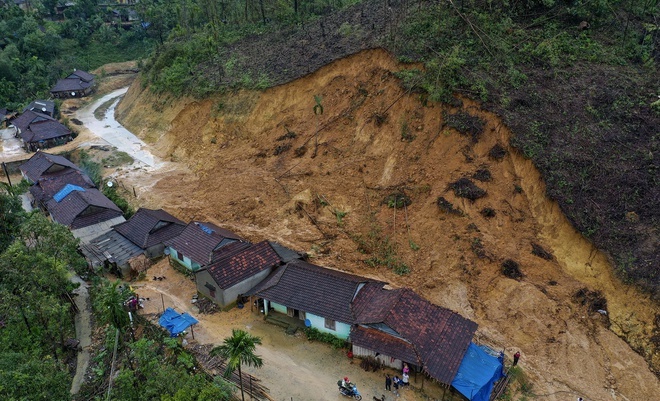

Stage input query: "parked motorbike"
[{"left": 337, "top": 380, "right": 362, "bottom": 400}]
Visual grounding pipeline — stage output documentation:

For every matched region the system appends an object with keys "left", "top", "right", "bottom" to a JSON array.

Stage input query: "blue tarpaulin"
[
  {"left": 451, "top": 343, "right": 505, "bottom": 401},
  {"left": 53, "top": 184, "right": 85, "bottom": 202},
  {"left": 158, "top": 307, "right": 198, "bottom": 337}
]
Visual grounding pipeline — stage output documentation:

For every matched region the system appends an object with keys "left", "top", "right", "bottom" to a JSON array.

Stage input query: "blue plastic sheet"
[
  {"left": 158, "top": 307, "right": 198, "bottom": 337},
  {"left": 451, "top": 343, "right": 505, "bottom": 401},
  {"left": 53, "top": 184, "right": 86, "bottom": 202}
]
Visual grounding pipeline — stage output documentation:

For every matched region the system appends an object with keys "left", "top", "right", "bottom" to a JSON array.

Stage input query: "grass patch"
[{"left": 102, "top": 151, "right": 134, "bottom": 168}]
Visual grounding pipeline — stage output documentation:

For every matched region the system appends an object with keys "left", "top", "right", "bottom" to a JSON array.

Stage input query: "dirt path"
[
  {"left": 134, "top": 260, "right": 440, "bottom": 401},
  {"left": 70, "top": 275, "right": 92, "bottom": 395},
  {"left": 73, "top": 88, "right": 163, "bottom": 169}
]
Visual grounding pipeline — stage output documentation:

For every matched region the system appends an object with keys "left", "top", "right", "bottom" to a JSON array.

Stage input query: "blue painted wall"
[{"left": 269, "top": 301, "right": 351, "bottom": 339}]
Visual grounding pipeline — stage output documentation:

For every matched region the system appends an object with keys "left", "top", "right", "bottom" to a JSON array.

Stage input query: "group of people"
[{"left": 384, "top": 363, "right": 411, "bottom": 396}]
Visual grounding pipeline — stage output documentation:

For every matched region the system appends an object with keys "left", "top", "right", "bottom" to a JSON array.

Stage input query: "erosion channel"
[{"left": 105, "top": 49, "right": 659, "bottom": 400}]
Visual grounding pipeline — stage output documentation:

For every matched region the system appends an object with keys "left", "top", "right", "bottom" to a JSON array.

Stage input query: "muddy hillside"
[{"left": 116, "top": 49, "right": 659, "bottom": 400}]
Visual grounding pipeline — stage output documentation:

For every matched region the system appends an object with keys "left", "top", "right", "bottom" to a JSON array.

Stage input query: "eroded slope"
[{"left": 117, "top": 49, "right": 659, "bottom": 400}]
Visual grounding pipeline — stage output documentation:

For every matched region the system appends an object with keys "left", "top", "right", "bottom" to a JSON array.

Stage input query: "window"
[
  {"left": 324, "top": 318, "right": 336, "bottom": 331},
  {"left": 177, "top": 251, "right": 183, "bottom": 261}
]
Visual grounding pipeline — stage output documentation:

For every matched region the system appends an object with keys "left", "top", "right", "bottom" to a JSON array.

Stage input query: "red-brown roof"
[
  {"left": 113, "top": 208, "right": 185, "bottom": 249},
  {"left": 202, "top": 241, "right": 282, "bottom": 289},
  {"left": 352, "top": 287, "right": 477, "bottom": 385},
  {"left": 164, "top": 221, "right": 244, "bottom": 267}
]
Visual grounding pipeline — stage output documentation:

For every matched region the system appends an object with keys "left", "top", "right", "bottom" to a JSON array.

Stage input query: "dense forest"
[{"left": 0, "top": 0, "right": 153, "bottom": 109}]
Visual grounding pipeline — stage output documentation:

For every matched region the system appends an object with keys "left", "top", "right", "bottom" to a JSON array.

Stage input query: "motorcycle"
[{"left": 337, "top": 380, "right": 362, "bottom": 400}]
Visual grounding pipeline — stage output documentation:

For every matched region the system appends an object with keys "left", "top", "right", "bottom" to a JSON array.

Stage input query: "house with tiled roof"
[
  {"left": 11, "top": 110, "right": 73, "bottom": 152},
  {"left": 194, "top": 241, "right": 287, "bottom": 308},
  {"left": 19, "top": 151, "right": 81, "bottom": 183},
  {"left": 50, "top": 69, "right": 95, "bottom": 98},
  {"left": 29, "top": 168, "right": 95, "bottom": 210},
  {"left": 247, "top": 260, "right": 382, "bottom": 339},
  {"left": 350, "top": 286, "right": 478, "bottom": 386},
  {"left": 164, "top": 221, "right": 244, "bottom": 271},
  {"left": 23, "top": 100, "right": 55, "bottom": 117},
  {"left": 113, "top": 208, "right": 186, "bottom": 258},
  {"left": 45, "top": 186, "right": 125, "bottom": 243}
]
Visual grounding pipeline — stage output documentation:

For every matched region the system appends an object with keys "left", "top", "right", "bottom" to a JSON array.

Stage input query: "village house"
[
  {"left": 79, "top": 229, "right": 144, "bottom": 276},
  {"left": 194, "top": 241, "right": 302, "bottom": 309},
  {"left": 164, "top": 221, "right": 244, "bottom": 272},
  {"left": 45, "top": 186, "right": 125, "bottom": 243},
  {"left": 247, "top": 260, "right": 382, "bottom": 339},
  {"left": 19, "top": 151, "right": 82, "bottom": 184},
  {"left": 50, "top": 69, "right": 95, "bottom": 98},
  {"left": 350, "top": 286, "right": 478, "bottom": 383},
  {"left": 23, "top": 100, "right": 55, "bottom": 117},
  {"left": 10, "top": 110, "right": 73, "bottom": 152},
  {"left": 113, "top": 208, "right": 186, "bottom": 258},
  {"left": 28, "top": 168, "right": 95, "bottom": 210}
]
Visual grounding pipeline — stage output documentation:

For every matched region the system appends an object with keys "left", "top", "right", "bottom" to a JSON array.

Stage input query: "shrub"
[
  {"left": 449, "top": 178, "right": 487, "bottom": 201},
  {"left": 437, "top": 196, "right": 463, "bottom": 215},
  {"left": 472, "top": 168, "right": 492, "bottom": 182},
  {"left": 383, "top": 192, "right": 412, "bottom": 209},
  {"left": 531, "top": 242, "right": 553, "bottom": 260},
  {"left": 480, "top": 208, "right": 496, "bottom": 218},
  {"left": 303, "top": 327, "right": 348, "bottom": 349},
  {"left": 488, "top": 144, "right": 507, "bottom": 161},
  {"left": 502, "top": 259, "right": 523, "bottom": 280}
]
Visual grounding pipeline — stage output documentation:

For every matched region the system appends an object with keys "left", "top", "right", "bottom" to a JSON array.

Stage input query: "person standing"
[
  {"left": 402, "top": 363, "right": 410, "bottom": 375},
  {"left": 513, "top": 351, "right": 521, "bottom": 366},
  {"left": 385, "top": 374, "right": 392, "bottom": 391},
  {"left": 402, "top": 372, "right": 410, "bottom": 387},
  {"left": 393, "top": 375, "right": 401, "bottom": 395}
]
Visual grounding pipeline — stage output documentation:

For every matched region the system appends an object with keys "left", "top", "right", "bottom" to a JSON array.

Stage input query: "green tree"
[{"left": 210, "top": 329, "right": 263, "bottom": 401}]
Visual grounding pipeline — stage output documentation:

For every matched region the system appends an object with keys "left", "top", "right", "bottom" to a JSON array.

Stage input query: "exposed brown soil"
[{"left": 112, "top": 49, "right": 659, "bottom": 400}]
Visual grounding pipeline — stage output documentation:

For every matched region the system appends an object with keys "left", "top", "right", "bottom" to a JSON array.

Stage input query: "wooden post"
[
  {"left": 161, "top": 293, "right": 165, "bottom": 312},
  {"left": 2, "top": 162, "right": 12, "bottom": 187},
  {"left": 191, "top": 324, "right": 195, "bottom": 340}
]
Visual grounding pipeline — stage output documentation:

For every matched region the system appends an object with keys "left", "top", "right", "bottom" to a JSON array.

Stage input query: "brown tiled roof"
[
  {"left": 46, "top": 188, "right": 122, "bottom": 229},
  {"left": 203, "top": 241, "right": 282, "bottom": 289},
  {"left": 19, "top": 151, "right": 80, "bottom": 182},
  {"left": 12, "top": 110, "right": 56, "bottom": 131},
  {"left": 113, "top": 208, "right": 185, "bottom": 249},
  {"left": 68, "top": 70, "right": 94, "bottom": 82},
  {"left": 19, "top": 119, "right": 71, "bottom": 143},
  {"left": 249, "top": 260, "right": 381, "bottom": 324},
  {"left": 50, "top": 78, "right": 93, "bottom": 93},
  {"left": 352, "top": 287, "right": 477, "bottom": 385},
  {"left": 350, "top": 325, "right": 421, "bottom": 365},
  {"left": 29, "top": 169, "right": 95, "bottom": 205},
  {"left": 164, "top": 221, "right": 244, "bottom": 267}
]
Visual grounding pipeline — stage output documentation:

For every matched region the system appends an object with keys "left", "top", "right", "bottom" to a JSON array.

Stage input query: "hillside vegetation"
[{"left": 141, "top": 0, "right": 659, "bottom": 299}]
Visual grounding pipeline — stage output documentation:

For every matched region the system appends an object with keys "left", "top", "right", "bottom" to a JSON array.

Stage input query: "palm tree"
[{"left": 210, "top": 329, "right": 263, "bottom": 401}]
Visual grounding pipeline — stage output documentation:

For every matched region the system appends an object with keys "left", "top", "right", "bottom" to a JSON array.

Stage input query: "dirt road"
[{"left": 70, "top": 275, "right": 92, "bottom": 395}]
